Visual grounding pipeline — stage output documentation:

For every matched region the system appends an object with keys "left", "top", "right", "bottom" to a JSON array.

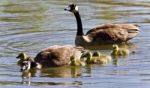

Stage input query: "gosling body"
[
  {"left": 111, "top": 44, "right": 130, "bottom": 56},
  {"left": 81, "top": 51, "right": 112, "bottom": 64}
]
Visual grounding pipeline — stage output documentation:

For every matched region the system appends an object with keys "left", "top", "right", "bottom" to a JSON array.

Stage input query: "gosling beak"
[{"left": 16, "top": 55, "right": 19, "bottom": 58}]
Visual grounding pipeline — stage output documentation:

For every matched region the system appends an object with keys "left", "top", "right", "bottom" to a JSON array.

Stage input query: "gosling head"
[
  {"left": 81, "top": 52, "right": 93, "bottom": 63},
  {"left": 64, "top": 4, "right": 78, "bottom": 13},
  {"left": 112, "top": 44, "right": 119, "bottom": 51},
  {"left": 16, "top": 52, "right": 28, "bottom": 60},
  {"left": 92, "top": 51, "right": 101, "bottom": 57}
]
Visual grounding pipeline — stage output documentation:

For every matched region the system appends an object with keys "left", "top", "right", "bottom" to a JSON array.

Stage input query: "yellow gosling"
[
  {"left": 81, "top": 51, "right": 111, "bottom": 64},
  {"left": 111, "top": 44, "right": 130, "bottom": 56},
  {"left": 70, "top": 56, "right": 85, "bottom": 66},
  {"left": 92, "top": 51, "right": 112, "bottom": 64},
  {"left": 16, "top": 52, "right": 29, "bottom": 66}
]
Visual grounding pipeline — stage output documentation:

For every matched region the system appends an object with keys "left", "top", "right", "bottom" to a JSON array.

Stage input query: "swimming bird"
[
  {"left": 19, "top": 45, "right": 86, "bottom": 71},
  {"left": 111, "top": 44, "right": 130, "bottom": 56},
  {"left": 64, "top": 4, "right": 140, "bottom": 46},
  {"left": 16, "top": 52, "right": 30, "bottom": 66},
  {"left": 81, "top": 51, "right": 112, "bottom": 64},
  {"left": 70, "top": 55, "right": 86, "bottom": 66},
  {"left": 34, "top": 45, "right": 86, "bottom": 67}
]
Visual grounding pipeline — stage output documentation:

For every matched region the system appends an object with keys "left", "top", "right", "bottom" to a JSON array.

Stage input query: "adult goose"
[
  {"left": 34, "top": 45, "right": 86, "bottom": 67},
  {"left": 18, "top": 45, "right": 86, "bottom": 71},
  {"left": 64, "top": 4, "right": 140, "bottom": 46},
  {"left": 17, "top": 49, "right": 85, "bottom": 72}
]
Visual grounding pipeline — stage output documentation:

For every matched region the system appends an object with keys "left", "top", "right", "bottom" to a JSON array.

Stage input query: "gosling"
[
  {"left": 70, "top": 55, "right": 85, "bottom": 66},
  {"left": 81, "top": 51, "right": 112, "bottom": 64},
  {"left": 111, "top": 44, "right": 130, "bottom": 56},
  {"left": 16, "top": 52, "right": 31, "bottom": 66}
]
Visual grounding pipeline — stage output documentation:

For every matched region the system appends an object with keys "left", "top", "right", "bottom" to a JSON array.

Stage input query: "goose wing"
[
  {"left": 86, "top": 24, "right": 139, "bottom": 43},
  {"left": 34, "top": 45, "right": 86, "bottom": 67}
]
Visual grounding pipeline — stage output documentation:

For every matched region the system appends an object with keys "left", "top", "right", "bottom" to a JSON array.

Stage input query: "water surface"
[{"left": 0, "top": 0, "right": 150, "bottom": 88}]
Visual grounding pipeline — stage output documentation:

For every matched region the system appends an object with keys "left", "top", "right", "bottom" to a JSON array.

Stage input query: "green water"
[{"left": 0, "top": 0, "right": 150, "bottom": 88}]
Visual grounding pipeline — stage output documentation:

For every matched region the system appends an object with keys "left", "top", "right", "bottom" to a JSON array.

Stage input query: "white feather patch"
[{"left": 75, "top": 6, "right": 78, "bottom": 11}]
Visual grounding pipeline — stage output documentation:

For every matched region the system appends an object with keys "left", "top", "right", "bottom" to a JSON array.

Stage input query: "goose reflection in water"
[
  {"left": 21, "top": 71, "right": 31, "bottom": 86},
  {"left": 21, "top": 67, "right": 83, "bottom": 86}
]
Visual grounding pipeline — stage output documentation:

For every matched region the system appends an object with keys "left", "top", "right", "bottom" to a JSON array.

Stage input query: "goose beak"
[{"left": 64, "top": 6, "right": 70, "bottom": 11}]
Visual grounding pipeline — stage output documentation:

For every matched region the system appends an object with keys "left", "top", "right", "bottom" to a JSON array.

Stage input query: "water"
[{"left": 0, "top": 0, "right": 150, "bottom": 88}]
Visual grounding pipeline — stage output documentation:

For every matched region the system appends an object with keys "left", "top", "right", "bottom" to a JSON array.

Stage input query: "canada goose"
[
  {"left": 16, "top": 52, "right": 30, "bottom": 66},
  {"left": 34, "top": 45, "right": 86, "bottom": 67},
  {"left": 64, "top": 4, "right": 140, "bottom": 46},
  {"left": 81, "top": 51, "right": 112, "bottom": 64},
  {"left": 18, "top": 45, "right": 86, "bottom": 71},
  {"left": 111, "top": 44, "right": 130, "bottom": 56}
]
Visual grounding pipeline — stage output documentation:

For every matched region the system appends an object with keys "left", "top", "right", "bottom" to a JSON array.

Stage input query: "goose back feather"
[{"left": 34, "top": 45, "right": 85, "bottom": 67}]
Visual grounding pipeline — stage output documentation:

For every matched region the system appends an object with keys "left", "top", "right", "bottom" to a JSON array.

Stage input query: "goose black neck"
[{"left": 74, "top": 11, "right": 84, "bottom": 36}]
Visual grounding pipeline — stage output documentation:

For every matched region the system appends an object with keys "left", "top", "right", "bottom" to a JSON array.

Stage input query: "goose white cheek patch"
[{"left": 75, "top": 6, "right": 78, "bottom": 11}]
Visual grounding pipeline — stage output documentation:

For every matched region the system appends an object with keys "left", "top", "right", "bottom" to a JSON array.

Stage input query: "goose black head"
[{"left": 64, "top": 4, "right": 78, "bottom": 13}]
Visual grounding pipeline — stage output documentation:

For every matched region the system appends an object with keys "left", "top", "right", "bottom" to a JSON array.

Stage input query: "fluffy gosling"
[
  {"left": 81, "top": 51, "right": 112, "bottom": 64},
  {"left": 16, "top": 52, "right": 30, "bottom": 66},
  {"left": 111, "top": 44, "right": 130, "bottom": 56},
  {"left": 70, "top": 55, "right": 85, "bottom": 66}
]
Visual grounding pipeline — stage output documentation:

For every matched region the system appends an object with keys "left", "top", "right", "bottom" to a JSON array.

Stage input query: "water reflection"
[
  {"left": 0, "top": 0, "right": 149, "bottom": 88},
  {"left": 21, "top": 71, "right": 31, "bottom": 86},
  {"left": 83, "top": 42, "right": 137, "bottom": 50},
  {"left": 21, "top": 66, "right": 83, "bottom": 86}
]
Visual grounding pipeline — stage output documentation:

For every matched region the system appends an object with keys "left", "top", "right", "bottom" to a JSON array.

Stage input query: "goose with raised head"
[{"left": 64, "top": 4, "right": 140, "bottom": 46}]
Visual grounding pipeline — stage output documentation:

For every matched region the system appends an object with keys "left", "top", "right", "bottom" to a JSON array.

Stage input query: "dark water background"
[{"left": 0, "top": 0, "right": 150, "bottom": 88}]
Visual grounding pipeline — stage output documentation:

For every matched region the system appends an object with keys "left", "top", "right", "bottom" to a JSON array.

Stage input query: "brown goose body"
[
  {"left": 65, "top": 4, "right": 140, "bottom": 46},
  {"left": 85, "top": 24, "right": 139, "bottom": 43},
  {"left": 34, "top": 45, "right": 85, "bottom": 67}
]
